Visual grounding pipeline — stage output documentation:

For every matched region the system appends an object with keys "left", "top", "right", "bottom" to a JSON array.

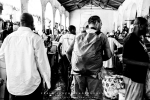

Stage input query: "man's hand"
[
  {"left": 0, "top": 78, "right": 4, "bottom": 86},
  {"left": 43, "top": 81, "right": 51, "bottom": 90}
]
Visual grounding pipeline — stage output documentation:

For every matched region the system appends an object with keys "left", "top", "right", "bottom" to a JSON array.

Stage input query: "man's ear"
[{"left": 138, "top": 24, "right": 143, "bottom": 30}]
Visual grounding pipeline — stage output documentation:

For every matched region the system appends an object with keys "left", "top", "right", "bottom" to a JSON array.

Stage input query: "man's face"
[
  {"left": 134, "top": 19, "right": 148, "bottom": 36},
  {"left": 139, "top": 23, "right": 148, "bottom": 36}
]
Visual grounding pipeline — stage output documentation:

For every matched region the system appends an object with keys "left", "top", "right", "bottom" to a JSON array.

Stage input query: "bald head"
[{"left": 20, "top": 13, "right": 34, "bottom": 29}]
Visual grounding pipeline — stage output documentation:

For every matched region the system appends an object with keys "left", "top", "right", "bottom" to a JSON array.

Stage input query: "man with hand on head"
[{"left": 123, "top": 17, "right": 149, "bottom": 100}]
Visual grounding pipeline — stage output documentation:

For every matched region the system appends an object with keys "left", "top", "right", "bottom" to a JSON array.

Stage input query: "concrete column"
[
  {"left": 53, "top": 6, "right": 57, "bottom": 33},
  {"left": 21, "top": 0, "right": 29, "bottom": 13},
  {"left": 41, "top": 0, "right": 46, "bottom": 31}
]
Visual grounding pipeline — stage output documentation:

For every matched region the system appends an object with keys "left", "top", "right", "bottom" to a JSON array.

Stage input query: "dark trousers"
[{"left": 11, "top": 83, "right": 43, "bottom": 100}]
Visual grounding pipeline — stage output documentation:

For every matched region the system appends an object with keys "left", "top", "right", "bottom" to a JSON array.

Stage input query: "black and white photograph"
[{"left": 0, "top": 0, "right": 150, "bottom": 100}]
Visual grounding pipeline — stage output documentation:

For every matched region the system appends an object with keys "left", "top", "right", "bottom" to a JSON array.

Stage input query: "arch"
[
  {"left": 113, "top": 22, "right": 115, "bottom": 31},
  {"left": 129, "top": 3, "right": 137, "bottom": 20},
  {"left": 123, "top": 8, "right": 128, "bottom": 24},
  {"left": 1, "top": 0, "right": 21, "bottom": 22},
  {"left": 28, "top": 0, "right": 42, "bottom": 32},
  {"left": 61, "top": 13, "right": 65, "bottom": 30},
  {"left": 141, "top": 0, "right": 150, "bottom": 16},
  {"left": 55, "top": 9, "right": 60, "bottom": 31},
  {"left": 55, "top": 9, "right": 60, "bottom": 24},
  {"left": 45, "top": 2, "right": 53, "bottom": 32},
  {"left": 116, "top": 14, "right": 122, "bottom": 31},
  {"left": 66, "top": 16, "right": 69, "bottom": 29}
]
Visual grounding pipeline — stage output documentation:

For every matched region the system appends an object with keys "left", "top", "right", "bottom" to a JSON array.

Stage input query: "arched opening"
[
  {"left": 129, "top": 3, "right": 137, "bottom": 20},
  {"left": 66, "top": 16, "right": 69, "bottom": 30},
  {"left": 55, "top": 9, "right": 60, "bottom": 31},
  {"left": 117, "top": 14, "right": 122, "bottom": 31},
  {"left": 61, "top": 14, "right": 65, "bottom": 31},
  {"left": 141, "top": 0, "right": 150, "bottom": 17},
  {"left": 45, "top": 2, "right": 53, "bottom": 34},
  {"left": 0, "top": 0, "right": 21, "bottom": 22},
  {"left": 123, "top": 9, "right": 128, "bottom": 25},
  {"left": 28, "top": 0, "right": 42, "bottom": 34}
]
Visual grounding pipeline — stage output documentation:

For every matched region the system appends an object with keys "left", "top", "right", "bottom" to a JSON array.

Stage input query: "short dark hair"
[
  {"left": 20, "top": 13, "right": 33, "bottom": 27},
  {"left": 134, "top": 17, "right": 147, "bottom": 26},
  {"left": 86, "top": 25, "right": 89, "bottom": 29},
  {"left": 68, "top": 25, "right": 76, "bottom": 35},
  {"left": 88, "top": 15, "right": 101, "bottom": 24}
]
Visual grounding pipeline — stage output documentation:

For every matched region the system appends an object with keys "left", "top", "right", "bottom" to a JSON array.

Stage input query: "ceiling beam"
[
  {"left": 69, "top": 5, "right": 78, "bottom": 11},
  {"left": 68, "top": 0, "right": 89, "bottom": 11},
  {"left": 80, "top": 0, "right": 90, "bottom": 7},
  {"left": 61, "top": 0, "right": 74, "bottom": 5},
  {"left": 107, "top": 4, "right": 117, "bottom": 10},
  {"left": 110, "top": 0, "right": 122, "bottom": 5}
]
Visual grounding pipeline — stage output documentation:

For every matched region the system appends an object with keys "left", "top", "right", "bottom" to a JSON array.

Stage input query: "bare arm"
[
  {"left": 58, "top": 43, "right": 63, "bottom": 57},
  {"left": 113, "top": 38, "right": 123, "bottom": 48}
]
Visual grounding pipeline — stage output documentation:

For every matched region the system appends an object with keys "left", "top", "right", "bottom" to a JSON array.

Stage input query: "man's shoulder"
[
  {"left": 124, "top": 33, "right": 135, "bottom": 44},
  {"left": 25, "top": 30, "right": 42, "bottom": 42},
  {"left": 100, "top": 32, "right": 107, "bottom": 38},
  {"left": 32, "top": 33, "right": 42, "bottom": 41}
]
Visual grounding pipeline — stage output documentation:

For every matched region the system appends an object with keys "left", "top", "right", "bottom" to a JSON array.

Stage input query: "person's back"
[
  {"left": 4, "top": 28, "right": 43, "bottom": 94},
  {"left": 60, "top": 33, "right": 75, "bottom": 54},
  {"left": 103, "top": 33, "right": 122, "bottom": 68},
  {"left": 0, "top": 13, "right": 50, "bottom": 100},
  {"left": 59, "top": 25, "right": 76, "bottom": 56}
]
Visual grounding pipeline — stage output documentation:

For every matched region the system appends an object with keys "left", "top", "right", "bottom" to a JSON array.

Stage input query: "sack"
[{"left": 73, "top": 31, "right": 103, "bottom": 68}]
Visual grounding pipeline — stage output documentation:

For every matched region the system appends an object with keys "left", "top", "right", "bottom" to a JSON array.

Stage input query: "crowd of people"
[{"left": 0, "top": 12, "right": 150, "bottom": 100}]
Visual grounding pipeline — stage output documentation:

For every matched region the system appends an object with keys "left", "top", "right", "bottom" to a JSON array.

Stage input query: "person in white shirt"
[
  {"left": 58, "top": 25, "right": 76, "bottom": 57},
  {"left": 103, "top": 32, "right": 123, "bottom": 68},
  {"left": 0, "top": 13, "right": 51, "bottom": 100},
  {"left": 58, "top": 25, "right": 76, "bottom": 94}
]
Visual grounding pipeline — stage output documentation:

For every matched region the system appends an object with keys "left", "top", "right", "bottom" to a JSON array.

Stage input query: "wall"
[
  {"left": 70, "top": 5, "right": 116, "bottom": 34},
  {"left": 114, "top": 0, "right": 150, "bottom": 31}
]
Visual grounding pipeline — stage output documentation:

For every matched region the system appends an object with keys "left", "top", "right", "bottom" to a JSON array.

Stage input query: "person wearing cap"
[
  {"left": 103, "top": 31, "right": 123, "bottom": 68},
  {"left": 0, "top": 13, "right": 51, "bottom": 100}
]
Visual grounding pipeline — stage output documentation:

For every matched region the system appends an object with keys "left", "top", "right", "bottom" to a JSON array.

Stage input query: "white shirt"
[
  {"left": 0, "top": 27, "right": 51, "bottom": 95},
  {"left": 59, "top": 33, "right": 75, "bottom": 55},
  {"left": 103, "top": 37, "right": 122, "bottom": 68}
]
